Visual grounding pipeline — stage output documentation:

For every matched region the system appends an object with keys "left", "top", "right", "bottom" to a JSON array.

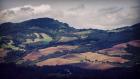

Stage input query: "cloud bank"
[{"left": 0, "top": 4, "right": 140, "bottom": 30}]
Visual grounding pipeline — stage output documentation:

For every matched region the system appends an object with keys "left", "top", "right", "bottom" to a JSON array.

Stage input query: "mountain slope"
[{"left": 0, "top": 17, "right": 140, "bottom": 70}]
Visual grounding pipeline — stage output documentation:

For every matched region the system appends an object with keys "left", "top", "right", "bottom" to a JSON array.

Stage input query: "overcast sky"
[{"left": 0, "top": 0, "right": 140, "bottom": 29}]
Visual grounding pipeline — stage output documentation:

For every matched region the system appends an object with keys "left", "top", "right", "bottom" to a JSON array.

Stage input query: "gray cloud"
[
  {"left": 0, "top": 2, "right": 140, "bottom": 30},
  {"left": 0, "top": 4, "right": 51, "bottom": 22},
  {"left": 20, "top": 7, "right": 34, "bottom": 12},
  {"left": 99, "top": 7, "right": 123, "bottom": 14},
  {"left": 68, "top": 4, "right": 85, "bottom": 11}
]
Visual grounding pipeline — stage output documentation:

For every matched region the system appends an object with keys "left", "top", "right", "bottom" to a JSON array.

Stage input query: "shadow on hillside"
[{"left": 0, "top": 63, "right": 140, "bottom": 79}]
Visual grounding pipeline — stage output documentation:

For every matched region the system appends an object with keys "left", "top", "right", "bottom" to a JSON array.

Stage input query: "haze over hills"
[{"left": 0, "top": 17, "right": 140, "bottom": 79}]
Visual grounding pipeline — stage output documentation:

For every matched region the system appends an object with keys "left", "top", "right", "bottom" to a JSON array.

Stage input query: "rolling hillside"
[{"left": 0, "top": 17, "right": 140, "bottom": 79}]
